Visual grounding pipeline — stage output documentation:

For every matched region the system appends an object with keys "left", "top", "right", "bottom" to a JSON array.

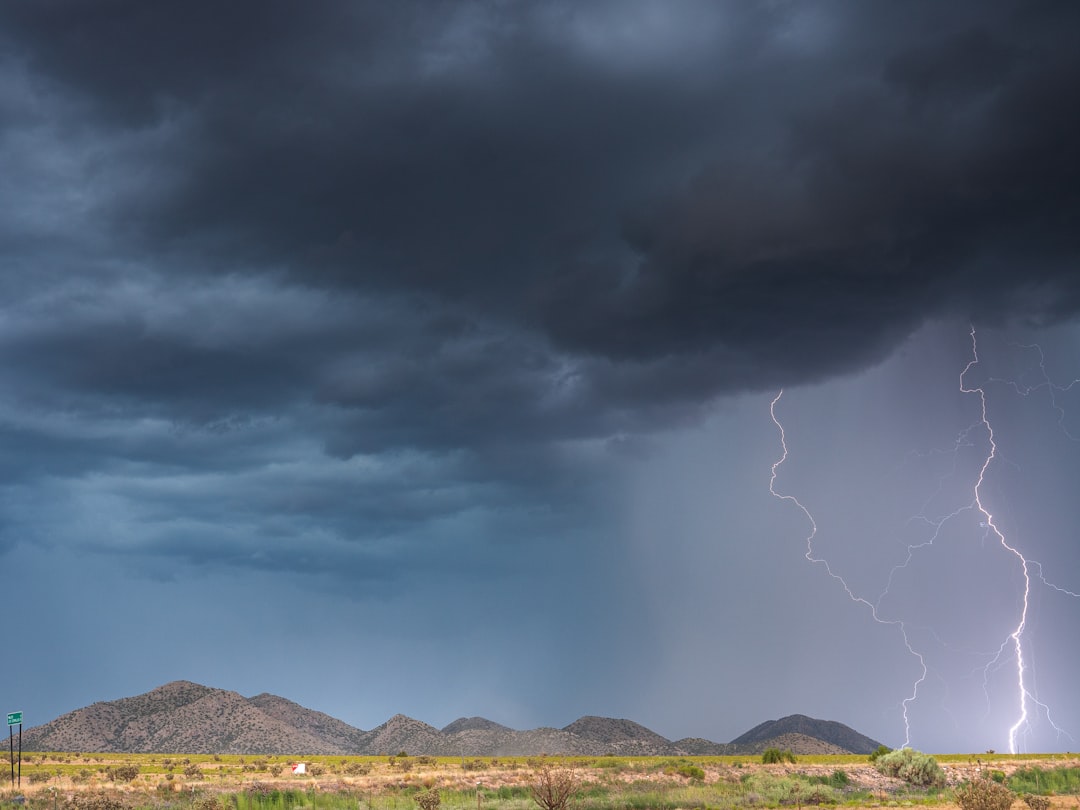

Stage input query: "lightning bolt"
[
  {"left": 770, "top": 391, "right": 927, "bottom": 748},
  {"left": 959, "top": 327, "right": 1032, "bottom": 753},
  {"left": 768, "top": 325, "right": 1079, "bottom": 752},
  {"left": 963, "top": 326, "right": 1077, "bottom": 754}
]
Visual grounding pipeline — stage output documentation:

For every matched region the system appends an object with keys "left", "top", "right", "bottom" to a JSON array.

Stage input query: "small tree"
[{"left": 530, "top": 765, "right": 578, "bottom": 810}]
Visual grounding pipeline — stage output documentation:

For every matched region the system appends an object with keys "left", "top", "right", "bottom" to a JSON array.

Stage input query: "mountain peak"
[
  {"left": 21, "top": 683, "right": 884, "bottom": 756},
  {"left": 442, "top": 717, "right": 511, "bottom": 734},
  {"left": 730, "top": 714, "right": 883, "bottom": 755}
]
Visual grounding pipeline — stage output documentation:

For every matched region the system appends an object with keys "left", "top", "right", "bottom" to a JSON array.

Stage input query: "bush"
[
  {"left": 415, "top": 790, "right": 441, "bottom": 810},
  {"left": 106, "top": 765, "right": 140, "bottom": 783},
  {"left": 874, "top": 748, "right": 945, "bottom": 788},
  {"left": 530, "top": 765, "right": 578, "bottom": 810},
  {"left": 762, "top": 748, "right": 797, "bottom": 764},
  {"left": 184, "top": 764, "right": 201, "bottom": 778},
  {"left": 869, "top": 745, "right": 892, "bottom": 763},
  {"left": 956, "top": 778, "right": 1016, "bottom": 810},
  {"left": 64, "top": 792, "right": 125, "bottom": 810},
  {"left": 740, "top": 772, "right": 836, "bottom": 806},
  {"left": 1023, "top": 795, "right": 1051, "bottom": 810},
  {"left": 675, "top": 765, "right": 705, "bottom": 780},
  {"left": 809, "top": 770, "right": 850, "bottom": 789},
  {"left": 791, "top": 782, "right": 841, "bottom": 806}
]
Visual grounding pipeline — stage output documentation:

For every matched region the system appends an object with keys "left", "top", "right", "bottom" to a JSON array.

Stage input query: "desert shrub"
[
  {"left": 415, "top": 789, "right": 441, "bottom": 810},
  {"left": 29, "top": 771, "right": 52, "bottom": 784},
  {"left": 868, "top": 745, "right": 892, "bottom": 763},
  {"left": 74, "top": 769, "right": 93, "bottom": 784},
  {"left": 463, "top": 759, "right": 486, "bottom": 772},
  {"left": 809, "top": 770, "right": 850, "bottom": 789},
  {"left": 676, "top": 764, "right": 705, "bottom": 781},
  {"left": 106, "top": 765, "right": 140, "bottom": 783},
  {"left": 184, "top": 764, "right": 202, "bottom": 778},
  {"left": 64, "top": 791, "right": 125, "bottom": 810},
  {"left": 344, "top": 762, "right": 371, "bottom": 776},
  {"left": 194, "top": 797, "right": 225, "bottom": 810},
  {"left": 874, "top": 748, "right": 945, "bottom": 787},
  {"left": 762, "top": 748, "right": 796, "bottom": 764},
  {"left": 1023, "top": 795, "right": 1051, "bottom": 810},
  {"left": 956, "top": 777, "right": 1016, "bottom": 810},
  {"left": 990, "top": 771, "right": 1007, "bottom": 784},
  {"left": 530, "top": 765, "right": 579, "bottom": 810},
  {"left": 789, "top": 781, "right": 841, "bottom": 806},
  {"left": 416, "top": 756, "right": 436, "bottom": 766},
  {"left": 307, "top": 763, "right": 325, "bottom": 776}
]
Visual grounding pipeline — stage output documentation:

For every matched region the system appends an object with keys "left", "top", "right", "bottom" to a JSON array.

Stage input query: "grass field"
[{"left": 3, "top": 752, "right": 1080, "bottom": 810}]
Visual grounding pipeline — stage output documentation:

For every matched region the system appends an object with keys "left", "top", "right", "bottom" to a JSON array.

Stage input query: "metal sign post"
[{"left": 7, "top": 712, "right": 22, "bottom": 789}]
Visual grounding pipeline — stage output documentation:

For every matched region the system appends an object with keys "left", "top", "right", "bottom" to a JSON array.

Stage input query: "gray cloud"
[{"left": 2, "top": 0, "right": 1079, "bottom": 750}]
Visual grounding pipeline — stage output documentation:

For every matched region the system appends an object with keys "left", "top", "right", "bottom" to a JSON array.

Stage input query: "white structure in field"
[{"left": 291, "top": 763, "right": 306, "bottom": 775}]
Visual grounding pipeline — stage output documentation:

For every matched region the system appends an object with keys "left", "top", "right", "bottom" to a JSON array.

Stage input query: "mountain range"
[{"left": 21, "top": 681, "right": 884, "bottom": 756}]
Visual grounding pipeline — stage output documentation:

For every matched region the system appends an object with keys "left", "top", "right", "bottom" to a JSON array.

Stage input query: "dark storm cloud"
[
  {"left": 5, "top": 0, "right": 1078, "bottom": 410},
  {"left": 2, "top": 0, "right": 1080, "bottom": 575}
]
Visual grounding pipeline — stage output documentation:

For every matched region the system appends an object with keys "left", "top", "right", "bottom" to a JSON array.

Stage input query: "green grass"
[{"left": 1008, "top": 766, "right": 1080, "bottom": 795}]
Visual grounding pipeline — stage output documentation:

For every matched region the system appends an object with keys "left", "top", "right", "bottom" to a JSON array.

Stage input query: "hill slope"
[
  {"left": 731, "top": 714, "right": 883, "bottom": 755},
  {"left": 21, "top": 682, "right": 883, "bottom": 756},
  {"left": 23, "top": 682, "right": 344, "bottom": 754}
]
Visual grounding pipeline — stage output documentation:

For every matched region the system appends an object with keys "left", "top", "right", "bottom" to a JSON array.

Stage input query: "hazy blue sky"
[{"left": 2, "top": 1, "right": 1079, "bottom": 754}]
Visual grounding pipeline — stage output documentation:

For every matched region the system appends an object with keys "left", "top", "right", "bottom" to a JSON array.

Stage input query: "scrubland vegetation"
[{"left": 3, "top": 751, "right": 1080, "bottom": 810}]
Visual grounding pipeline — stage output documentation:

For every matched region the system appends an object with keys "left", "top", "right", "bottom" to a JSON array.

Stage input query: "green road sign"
[{"left": 6, "top": 712, "right": 21, "bottom": 726}]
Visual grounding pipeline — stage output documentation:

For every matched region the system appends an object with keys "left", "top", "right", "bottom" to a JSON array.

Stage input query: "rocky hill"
[
  {"left": 21, "top": 682, "right": 883, "bottom": 756},
  {"left": 730, "top": 714, "right": 882, "bottom": 755},
  {"left": 23, "top": 682, "right": 342, "bottom": 754}
]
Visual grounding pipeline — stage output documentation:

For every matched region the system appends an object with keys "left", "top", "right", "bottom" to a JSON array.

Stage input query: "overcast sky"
[{"left": 3, "top": 1, "right": 1080, "bottom": 755}]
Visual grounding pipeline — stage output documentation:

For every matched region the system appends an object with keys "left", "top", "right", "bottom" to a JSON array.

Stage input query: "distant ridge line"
[{"left": 21, "top": 681, "right": 884, "bottom": 756}]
